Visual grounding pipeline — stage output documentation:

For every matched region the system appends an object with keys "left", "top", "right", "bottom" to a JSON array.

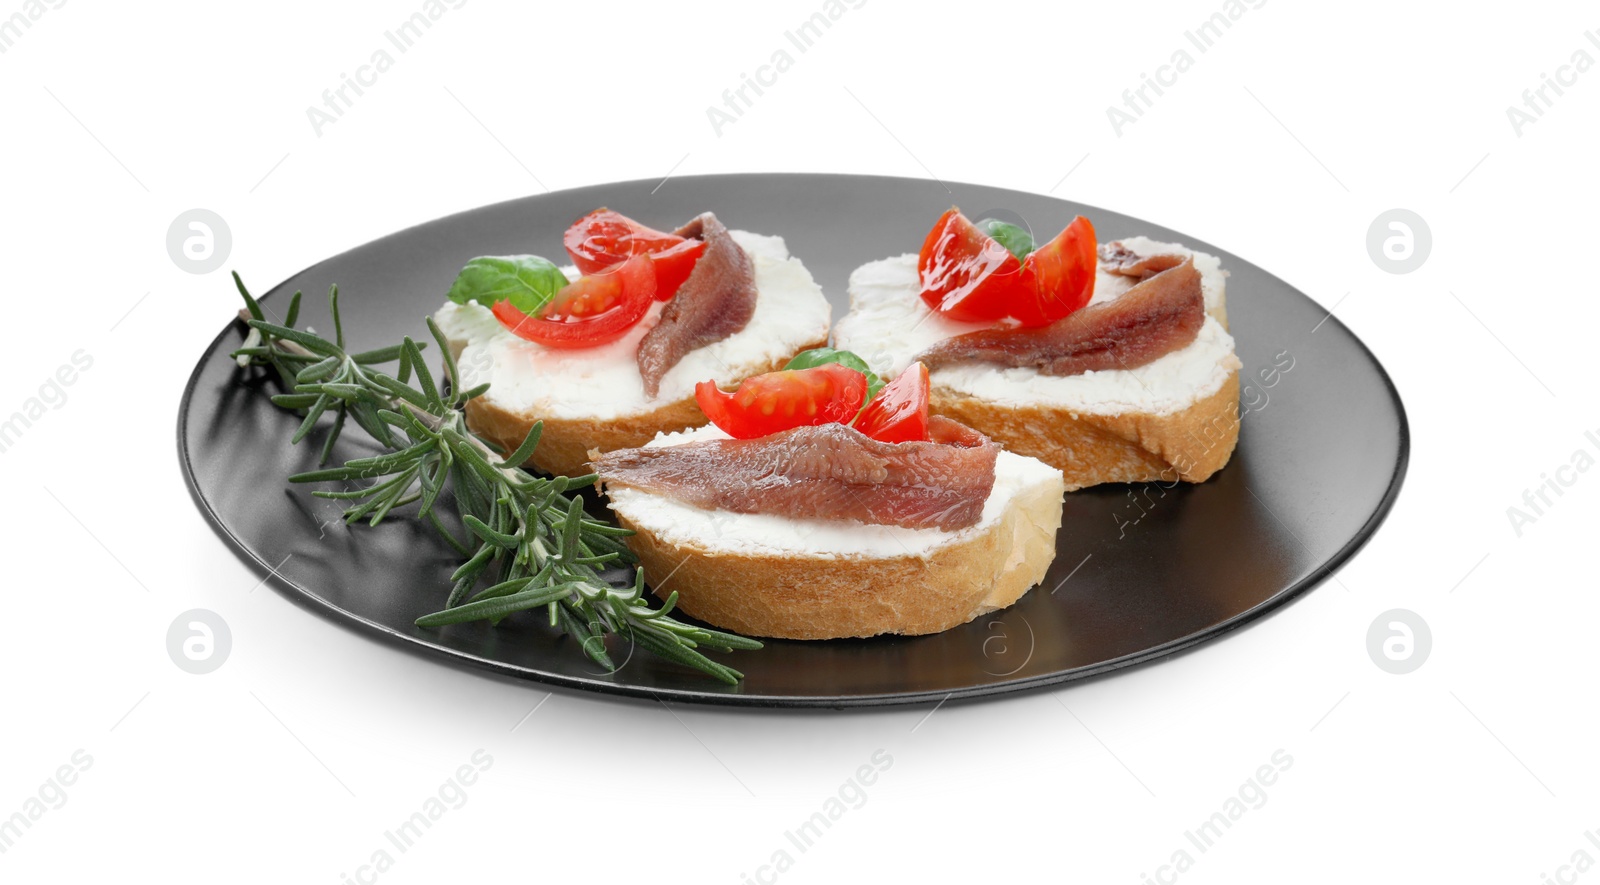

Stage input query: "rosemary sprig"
[{"left": 229, "top": 274, "right": 761, "bottom": 684}]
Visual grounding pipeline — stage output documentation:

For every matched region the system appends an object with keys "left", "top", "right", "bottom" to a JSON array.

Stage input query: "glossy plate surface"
[{"left": 178, "top": 174, "right": 1408, "bottom": 708}]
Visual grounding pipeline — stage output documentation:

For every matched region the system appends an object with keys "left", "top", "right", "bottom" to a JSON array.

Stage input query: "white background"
[{"left": 2, "top": 1, "right": 1596, "bottom": 882}]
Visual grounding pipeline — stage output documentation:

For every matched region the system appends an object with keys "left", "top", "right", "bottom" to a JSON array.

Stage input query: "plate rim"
[{"left": 176, "top": 172, "right": 1411, "bottom": 710}]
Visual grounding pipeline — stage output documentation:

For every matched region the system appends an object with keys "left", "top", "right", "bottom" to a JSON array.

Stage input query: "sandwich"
[
  {"left": 832, "top": 209, "right": 1242, "bottom": 491},
  {"left": 435, "top": 209, "right": 832, "bottom": 476},
  {"left": 591, "top": 354, "right": 1065, "bottom": 640}
]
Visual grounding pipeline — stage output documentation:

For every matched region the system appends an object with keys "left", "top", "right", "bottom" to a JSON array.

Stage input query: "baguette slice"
[
  {"left": 600, "top": 425, "right": 1065, "bottom": 640},
  {"left": 833, "top": 236, "right": 1242, "bottom": 491},
  {"left": 435, "top": 231, "right": 830, "bottom": 476}
]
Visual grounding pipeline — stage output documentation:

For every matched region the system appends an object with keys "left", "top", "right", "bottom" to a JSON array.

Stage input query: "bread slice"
[
  {"left": 435, "top": 231, "right": 831, "bottom": 476},
  {"left": 932, "top": 374, "right": 1240, "bottom": 490},
  {"left": 833, "top": 236, "right": 1242, "bottom": 491},
  {"left": 601, "top": 426, "right": 1066, "bottom": 640}
]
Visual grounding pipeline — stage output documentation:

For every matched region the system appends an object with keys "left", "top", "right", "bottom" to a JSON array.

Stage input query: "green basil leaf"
[
  {"left": 446, "top": 255, "right": 569, "bottom": 314},
  {"left": 783, "top": 347, "right": 885, "bottom": 400},
  {"left": 975, "top": 218, "right": 1035, "bottom": 262}
]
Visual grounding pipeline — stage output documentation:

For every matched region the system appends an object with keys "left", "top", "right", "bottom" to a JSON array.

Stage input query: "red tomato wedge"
[
  {"left": 853, "top": 362, "right": 931, "bottom": 443},
  {"left": 1017, "top": 215, "right": 1097, "bottom": 325},
  {"left": 563, "top": 209, "right": 706, "bottom": 301},
  {"left": 491, "top": 254, "right": 656, "bottom": 349},
  {"left": 695, "top": 364, "right": 869, "bottom": 440},
  {"left": 916, "top": 209, "right": 1098, "bottom": 328},
  {"left": 917, "top": 209, "right": 1026, "bottom": 323}
]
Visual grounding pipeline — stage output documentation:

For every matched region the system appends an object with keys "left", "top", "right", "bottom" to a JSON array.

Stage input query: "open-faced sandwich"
[
  {"left": 435, "top": 209, "right": 832, "bottom": 475},
  {"left": 833, "top": 210, "right": 1242, "bottom": 491},
  {"left": 591, "top": 352, "right": 1065, "bottom": 640}
]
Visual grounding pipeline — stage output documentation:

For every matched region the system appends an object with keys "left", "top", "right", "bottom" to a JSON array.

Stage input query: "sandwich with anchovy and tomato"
[
  {"left": 590, "top": 351, "right": 1065, "bottom": 640},
  {"left": 434, "top": 209, "right": 832, "bottom": 476},
  {"left": 832, "top": 210, "right": 1242, "bottom": 491}
]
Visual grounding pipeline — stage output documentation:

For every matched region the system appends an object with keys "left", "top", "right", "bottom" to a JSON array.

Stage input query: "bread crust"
[
  {"left": 930, "top": 368, "right": 1241, "bottom": 491},
  {"left": 467, "top": 394, "right": 704, "bottom": 478},
  {"left": 460, "top": 340, "right": 827, "bottom": 477},
  {"left": 606, "top": 468, "right": 1062, "bottom": 640}
]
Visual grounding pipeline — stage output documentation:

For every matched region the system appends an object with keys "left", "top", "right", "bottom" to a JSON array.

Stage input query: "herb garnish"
[
  {"left": 974, "top": 217, "right": 1035, "bottom": 262},
  {"left": 229, "top": 274, "right": 761, "bottom": 684},
  {"left": 783, "top": 346, "right": 885, "bottom": 400}
]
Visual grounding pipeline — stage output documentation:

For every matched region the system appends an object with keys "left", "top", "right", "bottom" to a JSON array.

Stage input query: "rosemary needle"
[{"left": 229, "top": 274, "right": 760, "bottom": 684}]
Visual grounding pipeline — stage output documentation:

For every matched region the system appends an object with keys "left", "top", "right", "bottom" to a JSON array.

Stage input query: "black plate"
[{"left": 178, "top": 173, "right": 1407, "bottom": 708}]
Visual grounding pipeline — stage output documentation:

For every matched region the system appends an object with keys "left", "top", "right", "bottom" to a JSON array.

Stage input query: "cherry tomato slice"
[
  {"left": 917, "top": 210, "right": 1099, "bottom": 328},
  {"left": 917, "top": 208, "right": 1029, "bottom": 323},
  {"left": 491, "top": 254, "right": 657, "bottom": 349},
  {"left": 852, "top": 362, "right": 930, "bottom": 443},
  {"left": 563, "top": 209, "right": 706, "bottom": 301},
  {"left": 1017, "top": 215, "right": 1097, "bottom": 326},
  {"left": 695, "top": 364, "right": 869, "bottom": 440},
  {"left": 640, "top": 238, "right": 705, "bottom": 301}
]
